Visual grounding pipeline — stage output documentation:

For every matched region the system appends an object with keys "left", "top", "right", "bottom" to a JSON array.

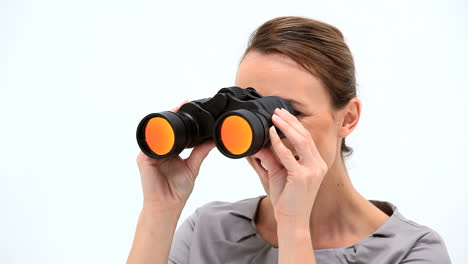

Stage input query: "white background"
[{"left": 2, "top": 0, "right": 467, "bottom": 263}]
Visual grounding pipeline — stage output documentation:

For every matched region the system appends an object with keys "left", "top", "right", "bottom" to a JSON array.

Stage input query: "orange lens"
[
  {"left": 145, "top": 117, "right": 175, "bottom": 155},
  {"left": 220, "top": 115, "right": 253, "bottom": 155}
]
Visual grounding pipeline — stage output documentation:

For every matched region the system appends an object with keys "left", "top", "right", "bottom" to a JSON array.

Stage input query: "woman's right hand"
[{"left": 136, "top": 100, "right": 216, "bottom": 212}]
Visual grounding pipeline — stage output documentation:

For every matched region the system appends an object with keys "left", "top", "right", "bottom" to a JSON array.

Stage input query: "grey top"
[{"left": 169, "top": 195, "right": 451, "bottom": 263}]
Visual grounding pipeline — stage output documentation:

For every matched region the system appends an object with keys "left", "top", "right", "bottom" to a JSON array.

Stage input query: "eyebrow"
[{"left": 285, "top": 98, "right": 306, "bottom": 107}]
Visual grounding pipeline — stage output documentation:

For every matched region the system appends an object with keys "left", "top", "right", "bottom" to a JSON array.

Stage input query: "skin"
[
  {"left": 127, "top": 51, "right": 389, "bottom": 264},
  {"left": 236, "top": 51, "right": 390, "bottom": 258}
]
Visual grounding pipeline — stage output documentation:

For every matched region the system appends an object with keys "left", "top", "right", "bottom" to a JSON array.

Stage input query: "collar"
[
  {"left": 228, "top": 195, "right": 266, "bottom": 220},
  {"left": 227, "top": 195, "right": 402, "bottom": 240},
  {"left": 225, "top": 195, "right": 265, "bottom": 242}
]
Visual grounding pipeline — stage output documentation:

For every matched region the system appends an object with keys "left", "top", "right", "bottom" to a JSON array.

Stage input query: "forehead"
[{"left": 234, "top": 51, "right": 330, "bottom": 107}]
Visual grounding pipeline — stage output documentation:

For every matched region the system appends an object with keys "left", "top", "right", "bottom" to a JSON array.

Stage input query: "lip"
[
  {"left": 253, "top": 157, "right": 269, "bottom": 179},
  {"left": 249, "top": 153, "right": 301, "bottom": 183},
  {"left": 248, "top": 146, "right": 300, "bottom": 177}
]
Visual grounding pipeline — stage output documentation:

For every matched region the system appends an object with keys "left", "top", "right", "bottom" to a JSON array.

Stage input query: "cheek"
[
  {"left": 304, "top": 119, "right": 339, "bottom": 167},
  {"left": 312, "top": 132, "right": 337, "bottom": 168}
]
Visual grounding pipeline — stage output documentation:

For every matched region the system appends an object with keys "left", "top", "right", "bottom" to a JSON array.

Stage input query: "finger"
[
  {"left": 275, "top": 108, "right": 309, "bottom": 139},
  {"left": 257, "top": 147, "right": 287, "bottom": 202},
  {"left": 185, "top": 140, "right": 216, "bottom": 179},
  {"left": 136, "top": 151, "right": 169, "bottom": 195},
  {"left": 137, "top": 150, "right": 161, "bottom": 167},
  {"left": 269, "top": 125, "right": 298, "bottom": 171},
  {"left": 271, "top": 113, "right": 314, "bottom": 163},
  {"left": 275, "top": 108, "right": 320, "bottom": 158},
  {"left": 170, "top": 99, "right": 190, "bottom": 112}
]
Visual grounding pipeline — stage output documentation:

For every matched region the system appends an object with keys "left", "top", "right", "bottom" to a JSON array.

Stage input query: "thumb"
[{"left": 185, "top": 140, "right": 216, "bottom": 179}]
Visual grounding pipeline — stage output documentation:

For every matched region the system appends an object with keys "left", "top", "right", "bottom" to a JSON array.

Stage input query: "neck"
[{"left": 256, "top": 156, "right": 389, "bottom": 249}]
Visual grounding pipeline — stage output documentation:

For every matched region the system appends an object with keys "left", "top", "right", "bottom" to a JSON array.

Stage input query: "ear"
[{"left": 338, "top": 97, "right": 361, "bottom": 138}]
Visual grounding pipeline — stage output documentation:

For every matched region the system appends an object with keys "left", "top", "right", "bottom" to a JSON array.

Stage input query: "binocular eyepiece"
[{"left": 136, "top": 86, "right": 297, "bottom": 159}]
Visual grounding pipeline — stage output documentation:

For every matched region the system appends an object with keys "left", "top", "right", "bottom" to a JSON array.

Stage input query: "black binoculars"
[{"left": 136, "top": 86, "right": 297, "bottom": 159}]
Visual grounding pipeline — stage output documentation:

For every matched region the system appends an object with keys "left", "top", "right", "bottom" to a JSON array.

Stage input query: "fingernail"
[
  {"left": 269, "top": 126, "right": 277, "bottom": 135},
  {"left": 272, "top": 113, "right": 280, "bottom": 120}
]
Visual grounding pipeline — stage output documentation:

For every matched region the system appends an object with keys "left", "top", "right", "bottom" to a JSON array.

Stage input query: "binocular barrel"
[{"left": 136, "top": 87, "right": 297, "bottom": 159}]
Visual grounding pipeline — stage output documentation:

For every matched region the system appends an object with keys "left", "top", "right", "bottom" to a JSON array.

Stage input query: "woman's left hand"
[{"left": 263, "top": 108, "right": 328, "bottom": 223}]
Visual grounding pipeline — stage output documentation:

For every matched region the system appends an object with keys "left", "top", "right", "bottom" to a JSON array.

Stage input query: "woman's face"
[{"left": 235, "top": 51, "right": 343, "bottom": 195}]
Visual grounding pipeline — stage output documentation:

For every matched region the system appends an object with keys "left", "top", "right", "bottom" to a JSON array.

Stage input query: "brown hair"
[{"left": 241, "top": 16, "right": 357, "bottom": 158}]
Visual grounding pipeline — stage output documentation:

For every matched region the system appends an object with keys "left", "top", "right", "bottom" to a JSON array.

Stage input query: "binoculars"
[{"left": 136, "top": 86, "right": 297, "bottom": 159}]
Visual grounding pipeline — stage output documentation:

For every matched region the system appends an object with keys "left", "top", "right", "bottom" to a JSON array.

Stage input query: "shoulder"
[
  {"left": 169, "top": 196, "right": 265, "bottom": 263},
  {"left": 192, "top": 199, "right": 235, "bottom": 218},
  {"left": 176, "top": 195, "right": 263, "bottom": 242},
  {"left": 194, "top": 195, "right": 263, "bottom": 221},
  {"left": 395, "top": 214, "right": 451, "bottom": 263},
  {"left": 365, "top": 200, "right": 451, "bottom": 263},
  {"left": 370, "top": 200, "right": 444, "bottom": 240},
  {"left": 189, "top": 196, "right": 263, "bottom": 240},
  {"left": 392, "top": 205, "right": 447, "bottom": 246}
]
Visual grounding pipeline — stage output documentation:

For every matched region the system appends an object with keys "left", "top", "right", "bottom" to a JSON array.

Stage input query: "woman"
[{"left": 127, "top": 16, "right": 451, "bottom": 263}]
